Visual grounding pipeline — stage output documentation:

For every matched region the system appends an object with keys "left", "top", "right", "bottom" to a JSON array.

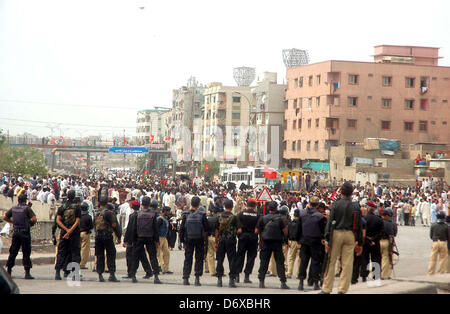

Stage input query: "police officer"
[
  {"left": 157, "top": 206, "right": 172, "bottom": 274},
  {"left": 205, "top": 208, "right": 219, "bottom": 276},
  {"left": 380, "top": 208, "right": 397, "bottom": 279},
  {"left": 180, "top": 196, "right": 209, "bottom": 286},
  {"left": 427, "top": 211, "right": 448, "bottom": 275},
  {"left": 321, "top": 182, "right": 363, "bottom": 294},
  {"left": 215, "top": 199, "right": 238, "bottom": 287},
  {"left": 122, "top": 200, "right": 153, "bottom": 279},
  {"left": 94, "top": 197, "right": 122, "bottom": 282},
  {"left": 255, "top": 201, "right": 289, "bottom": 289},
  {"left": 360, "top": 201, "right": 384, "bottom": 282},
  {"left": 234, "top": 198, "right": 260, "bottom": 283},
  {"left": 3, "top": 193, "right": 37, "bottom": 279},
  {"left": 79, "top": 203, "right": 94, "bottom": 269},
  {"left": 287, "top": 209, "right": 301, "bottom": 279},
  {"left": 54, "top": 190, "right": 82, "bottom": 280},
  {"left": 128, "top": 196, "right": 161, "bottom": 284},
  {"left": 298, "top": 196, "right": 327, "bottom": 291}
]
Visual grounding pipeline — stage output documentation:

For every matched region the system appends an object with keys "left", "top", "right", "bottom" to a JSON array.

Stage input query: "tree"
[{"left": 197, "top": 159, "right": 221, "bottom": 178}]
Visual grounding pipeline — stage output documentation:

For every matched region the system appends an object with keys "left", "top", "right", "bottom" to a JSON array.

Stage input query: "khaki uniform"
[
  {"left": 427, "top": 240, "right": 448, "bottom": 275},
  {"left": 205, "top": 235, "right": 216, "bottom": 275},
  {"left": 269, "top": 244, "right": 289, "bottom": 276},
  {"left": 380, "top": 239, "right": 392, "bottom": 279},
  {"left": 157, "top": 237, "right": 170, "bottom": 273},
  {"left": 80, "top": 231, "right": 91, "bottom": 268},
  {"left": 287, "top": 240, "right": 301, "bottom": 278}
]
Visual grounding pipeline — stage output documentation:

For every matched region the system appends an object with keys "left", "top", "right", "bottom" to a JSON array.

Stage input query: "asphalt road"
[{"left": 7, "top": 225, "right": 434, "bottom": 294}]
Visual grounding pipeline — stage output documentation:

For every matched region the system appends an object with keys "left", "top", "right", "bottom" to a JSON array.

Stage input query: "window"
[
  {"left": 383, "top": 76, "right": 392, "bottom": 86},
  {"left": 368, "top": 73, "right": 374, "bottom": 78},
  {"left": 382, "top": 98, "right": 391, "bottom": 109},
  {"left": 381, "top": 120, "right": 391, "bottom": 130},
  {"left": 299, "top": 77, "right": 303, "bottom": 87},
  {"left": 431, "top": 121, "right": 436, "bottom": 125},
  {"left": 292, "top": 141, "right": 296, "bottom": 151},
  {"left": 348, "top": 97, "right": 358, "bottom": 107},
  {"left": 297, "top": 140, "right": 301, "bottom": 151},
  {"left": 347, "top": 119, "right": 357, "bottom": 129},
  {"left": 293, "top": 99, "right": 297, "bottom": 107},
  {"left": 317, "top": 75, "right": 321, "bottom": 85},
  {"left": 404, "top": 122, "right": 414, "bottom": 131},
  {"left": 316, "top": 97, "right": 320, "bottom": 107},
  {"left": 293, "top": 120, "right": 297, "bottom": 129},
  {"left": 419, "top": 120, "right": 428, "bottom": 132},
  {"left": 294, "top": 79, "right": 298, "bottom": 87},
  {"left": 298, "top": 97, "right": 303, "bottom": 108},
  {"left": 308, "top": 98, "right": 312, "bottom": 109},
  {"left": 420, "top": 99, "right": 429, "bottom": 111},
  {"left": 314, "top": 141, "right": 319, "bottom": 151},
  {"left": 308, "top": 119, "right": 311, "bottom": 128},
  {"left": 315, "top": 119, "right": 320, "bottom": 128},
  {"left": 406, "top": 77, "right": 415, "bottom": 88},
  {"left": 232, "top": 112, "right": 240, "bottom": 119},
  {"left": 349, "top": 74, "right": 359, "bottom": 84},
  {"left": 232, "top": 96, "right": 241, "bottom": 103},
  {"left": 307, "top": 141, "right": 311, "bottom": 151},
  {"left": 284, "top": 120, "right": 287, "bottom": 130},
  {"left": 308, "top": 76, "right": 313, "bottom": 86},
  {"left": 298, "top": 119, "right": 302, "bottom": 129},
  {"left": 405, "top": 99, "right": 414, "bottom": 109},
  {"left": 283, "top": 141, "right": 287, "bottom": 151},
  {"left": 443, "top": 121, "right": 448, "bottom": 125}
]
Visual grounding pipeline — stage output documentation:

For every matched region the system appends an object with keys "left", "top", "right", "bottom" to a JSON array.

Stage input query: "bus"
[{"left": 220, "top": 166, "right": 267, "bottom": 189}]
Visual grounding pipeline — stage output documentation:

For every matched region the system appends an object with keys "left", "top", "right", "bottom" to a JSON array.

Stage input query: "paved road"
[{"left": 6, "top": 226, "right": 435, "bottom": 294}]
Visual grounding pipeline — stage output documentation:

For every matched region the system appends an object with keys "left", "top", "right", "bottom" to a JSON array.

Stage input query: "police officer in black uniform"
[
  {"left": 3, "top": 193, "right": 37, "bottom": 279},
  {"left": 180, "top": 196, "right": 209, "bottom": 286},
  {"left": 360, "top": 201, "right": 384, "bottom": 282},
  {"left": 297, "top": 196, "right": 327, "bottom": 291},
  {"left": 54, "top": 190, "right": 81, "bottom": 280},
  {"left": 122, "top": 200, "right": 153, "bottom": 279},
  {"left": 94, "top": 196, "right": 122, "bottom": 282},
  {"left": 215, "top": 199, "right": 238, "bottom": 288},
  {"left": 380, "top": 208, "right": 397, "bottom": 279},
  {"left": 128, "top": 196, "right": 161, "bottom": 284},
  {"left": 255, "top": 201, "right": 289, "bottom": 289},
  {"left": 234, "top": 198, "right": 260, "bottom": 284}
]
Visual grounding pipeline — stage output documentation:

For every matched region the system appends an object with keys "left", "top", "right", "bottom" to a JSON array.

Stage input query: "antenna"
[
  {"left": 282, "top": 49, "right": 310, "bottom": 68},
  {"left": 233, "top": 67, "right": 256, "bottom": 86}
]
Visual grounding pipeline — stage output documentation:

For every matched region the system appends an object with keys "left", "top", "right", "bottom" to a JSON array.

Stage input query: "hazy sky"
[{"left": 1, "top": 0, "right": 449, "bottom": 138}]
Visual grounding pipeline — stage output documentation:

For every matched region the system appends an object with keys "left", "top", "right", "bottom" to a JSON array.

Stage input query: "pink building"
[{"left": 283, "top": 45, "right": 450, "bottom": 168}]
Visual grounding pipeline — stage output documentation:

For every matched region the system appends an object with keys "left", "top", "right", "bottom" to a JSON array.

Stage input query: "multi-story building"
[
  {"left": 249, "top": 72, "right": 286, "bottom": 168},
  {"left": 201, "top": 82, "right": 251, "bottom": 163},
  {"left": 136, "top": 108, "right": 171, "bottom": 145},
  {"left": 284, "top": 45, "right": 450, "bottom": 169}
]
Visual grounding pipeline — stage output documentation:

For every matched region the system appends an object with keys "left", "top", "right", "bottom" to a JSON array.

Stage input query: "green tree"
[
  {"left": 137, "top": 154, "right": 148, "bottom": 172},
  {"left": 197, "top": 159, "right": 221, "bottom": 178}
]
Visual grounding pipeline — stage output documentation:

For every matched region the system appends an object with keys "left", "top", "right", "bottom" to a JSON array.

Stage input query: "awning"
[{"left": 303, "top": 162, "right": 330, "bottom": 171}]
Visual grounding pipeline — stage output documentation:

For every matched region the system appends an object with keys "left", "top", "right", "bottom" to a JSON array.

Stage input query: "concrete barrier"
[{"left": 0, "top": 196, "right": 55, "bottom": 221}]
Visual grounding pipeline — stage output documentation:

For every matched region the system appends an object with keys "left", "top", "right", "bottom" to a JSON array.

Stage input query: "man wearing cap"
[
  {"left": 380, "top": 208, "right": 397, "bottom": 279},
  {"left": 157, "top": 206, "right": 173, "bottom": 274},
  {"left": 286, "top": 209, "right": 301, "bottom": 279},
  {"left": 427, "top": 211, "right": 448, "bottom": 275},
  {"left": 360, "top": 200, "right": 384, "bottom": 283},
  {"left": 297, "top": 196, "right": 327, "bottom": 290},
  {"left": 234, "top": 198, "right": 260, "bottom": 283},
  {"left": 79, "top": 203, "right": 94, "bottom": 269},
  {"left": 321, "top": 182, "right": 363, "bottom": 294}
]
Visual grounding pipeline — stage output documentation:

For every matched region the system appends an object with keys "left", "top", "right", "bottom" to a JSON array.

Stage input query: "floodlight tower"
[
  {"left": 233, "top": 67, "right": 256, "bottom": 86},
  {"left": 282, "top": 49, "right": 310, "bottom": 68}
]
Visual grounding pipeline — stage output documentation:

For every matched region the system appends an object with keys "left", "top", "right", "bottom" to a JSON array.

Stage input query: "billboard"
[{"left": 108, "top": 147, "right": 149, "bottom": 154}]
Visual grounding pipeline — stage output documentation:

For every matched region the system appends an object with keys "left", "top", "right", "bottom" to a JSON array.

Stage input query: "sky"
[{"left": 1, "top": 0, "right": 449, "bottom": 138}]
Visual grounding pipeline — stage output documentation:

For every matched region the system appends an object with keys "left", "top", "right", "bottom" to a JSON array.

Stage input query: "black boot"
[
  {"left": 183, "top": 278, "right": 190, "bottom": 286},
  {"left": 298, "top": 279, "right": 304, "bottom": 291},
  {"left": 24, "top": 269, "right": 34, "bottom": 280},
  {"left": 55, "top": 270, "right": 62, "bottom": 280},
  {"left": 7, "top": 267, "right": 12, "bottom": 276},
  {"left": 313, "top": 281, "right": 321, "bottom": 290},
  {"left": 244, "top": 273, "right": 252, "bottom": 283},
  {"left": 259, "top": 279, "right": 265, "bottom": 288},
  {"left": 217, "top": 276, "right": 223, "bottom": 287},
  {"left": 122, "top": 274, "right": 132, "bottom": 279},
  {"left": 195, "top": 276, "right": 201, "bottom": 286},
  {"left": 281, "top": 282, "right": 290, "bottom": 289},
  {"left": 154, "top": 274, "right": 162, "bottom": 284},
  {"left": 98, "top": 274, "right": 105, "bottom": 282},
  {"left": 235, "top": 274, "right": 239, "bottom": 283},
  {"left": 229, "top": 277, "right": 236, "bottom": 288},
  {"left": 143, "top": 272, "right": 153, "bottom": 279},
  {"left": 362, "top": 277, "right": 367, "bottom": 282},
  {"left": 108, "top": 272, "right": 120, "bottom": 282},
  {"left": 131, "top": 276, "right": 138, "bottom": 283},
  {"left": 63, "top": 271, "right": 69, "bottom": 278}
]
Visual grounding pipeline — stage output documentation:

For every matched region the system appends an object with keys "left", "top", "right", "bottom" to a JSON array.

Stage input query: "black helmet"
[
  {"left": 279, "top": 205, "right": 289, "bottom": 216},
  {"left": 150, "top": 199, "right": 159, "bottom": 209},
  {"left": 18, "top": 193, "right": 28, "bottom": 203},
  {"left": 80, "top": 203, "right": 89, "bottom": 212},
  {"left": 436, "top": 211, "right": 446, "bottom": 220},
  {"left": 382, "top": 208, "right": 393, "bottom": 217},
  {"left": 67, "top": 190, "right": 76, "bottom": 201}
]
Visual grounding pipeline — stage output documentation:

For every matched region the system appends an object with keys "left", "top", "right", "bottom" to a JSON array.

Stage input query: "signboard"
[
  {"left": 256, "top": 187, "right": 273, "bottom": 202},
  {"left": 108, "top": 147, "right": 149, "bottom": 154}
]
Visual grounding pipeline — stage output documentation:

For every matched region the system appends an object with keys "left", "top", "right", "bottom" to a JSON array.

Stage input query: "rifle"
[{"left": 321, "top": 220, "right": 336, "bottom": 279}]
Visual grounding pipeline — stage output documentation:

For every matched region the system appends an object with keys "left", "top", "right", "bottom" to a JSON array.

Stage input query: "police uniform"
[
  {"left": 298, "top": 198, "right": 327, "bottom": 290},
  {"left": 4, "top": 196, "right": 36, "bottom": 279},
  {"left": 215, "top": 210, "right": 238, "bottom": 287},
  {"left": 380, "top": 209, "right": 397, "bottom": 279},
  {"left": 427, "top": 212, "right": 448, "bottom": 275},
  {"left": 360, "top": 202, "right": 384, "bottom": 281},
  {"left": 94, "top": 205, "right": 122, "bottom": 281},
  {"left": 205, "top": 210, "right": 219, "bottom": 275},
  {"left": 321, "top": 183, "right": 363, "bottom": 294},
  {"left": 287, "top": 211, "right": 301, "bottom": 279},
  {"left": 234, "top": 202, "right": 260, "bottom": 283},
  {"left": 256, "top": 202, "right": 289, "bottom": 289},
  {"left": 157, "top": 208, "right": 172, "bottom": 274}
]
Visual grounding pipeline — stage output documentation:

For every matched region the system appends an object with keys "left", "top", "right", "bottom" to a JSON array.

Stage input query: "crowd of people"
[{"left": 1, "top": 170, "right": 449, "bottom": 293}]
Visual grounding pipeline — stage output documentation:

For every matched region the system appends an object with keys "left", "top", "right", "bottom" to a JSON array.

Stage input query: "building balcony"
[{"left": 326, "top": 127, "right": 340, "bottom": 140}]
